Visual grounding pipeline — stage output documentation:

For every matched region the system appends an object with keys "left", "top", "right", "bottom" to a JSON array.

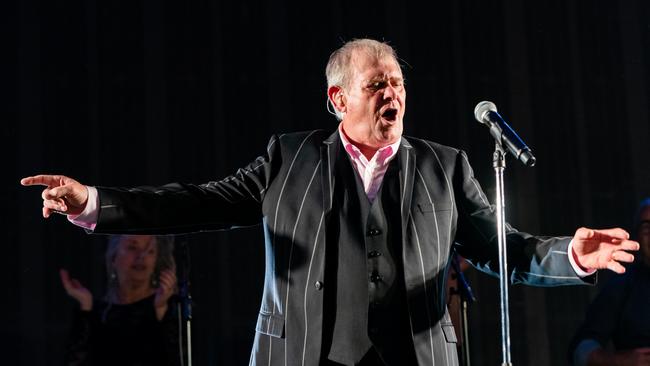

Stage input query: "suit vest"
[{"left": 324, "top": 147, "right": 417, "bottom": 365}]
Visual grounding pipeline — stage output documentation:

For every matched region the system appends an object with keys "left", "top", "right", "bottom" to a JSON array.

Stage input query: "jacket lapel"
[
  {"left": 398, "top": 137, "right": 416, "bottom": 230},
  {"left": 320, "top": 130, "right": 340, "bottom": 215}
]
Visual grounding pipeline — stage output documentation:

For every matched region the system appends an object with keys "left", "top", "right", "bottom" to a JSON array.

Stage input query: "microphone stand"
[
  {"left": 450, "top": 252, "right": 476, "bottom": 366},
  {"left": 177, "top": 240, "right": 193, "bottom": 366},
  {"left": 493, "top": 142, "right": 512, "bottom": 366}
]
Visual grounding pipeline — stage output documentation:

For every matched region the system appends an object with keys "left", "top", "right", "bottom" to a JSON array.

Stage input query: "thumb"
[{"left": 574, "top": 227, "right": 595, "bottom": 240}]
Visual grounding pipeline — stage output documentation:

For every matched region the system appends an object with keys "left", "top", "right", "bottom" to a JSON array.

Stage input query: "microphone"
[{"left": 474, "top": 101, "right": 536, "bottom": 167}]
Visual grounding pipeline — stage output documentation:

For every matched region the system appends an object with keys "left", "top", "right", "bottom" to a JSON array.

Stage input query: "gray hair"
[{"left": 325, "top": 39, "right": 400, "bottom": 120}]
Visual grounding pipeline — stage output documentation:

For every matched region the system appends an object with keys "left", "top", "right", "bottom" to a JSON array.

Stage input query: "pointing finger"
[{"left": 21, "top": 175, "right": 66, "bottom": 187}]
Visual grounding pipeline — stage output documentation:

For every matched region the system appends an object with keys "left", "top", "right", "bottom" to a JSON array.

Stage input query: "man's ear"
[{"left": 327, "top": 86, "right": 346, "bottom": 114}]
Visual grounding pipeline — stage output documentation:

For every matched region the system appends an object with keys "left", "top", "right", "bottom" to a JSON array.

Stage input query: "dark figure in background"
[
  {"left": 445, "top": 254, "right": 472, "bottom": 360},
  {"left": 22, "top": 39, "right": 640, "bottom": 366},
  {"left": 60, "top": 234, "right": 180, "bottom": 366},
  {"left": 570, "top": 199, "right": 650, "bottom": 366}
]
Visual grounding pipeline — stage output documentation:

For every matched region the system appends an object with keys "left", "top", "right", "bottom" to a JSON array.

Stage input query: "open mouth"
[{"left": 381, "top": 108, "right": 398, "bottom": 122}]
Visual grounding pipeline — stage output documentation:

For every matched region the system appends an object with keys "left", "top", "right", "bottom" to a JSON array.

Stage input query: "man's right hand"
[{"left": 20, "top": 175, "right": 88, "bottom": 218}]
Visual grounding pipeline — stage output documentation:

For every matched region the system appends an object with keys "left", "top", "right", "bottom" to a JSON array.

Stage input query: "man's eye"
[{"left": 369, "top": 81, "right": 384, "bottom": 90}]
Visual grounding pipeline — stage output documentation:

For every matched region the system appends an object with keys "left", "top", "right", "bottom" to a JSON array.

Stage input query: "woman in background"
[{"left": 60, "top": 234, "right": 181, "bottom": 366}]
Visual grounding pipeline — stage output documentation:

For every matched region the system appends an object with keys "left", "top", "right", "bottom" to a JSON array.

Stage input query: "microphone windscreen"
[{"left": 474, "top": 101, "right": 497, "bottom": 124}]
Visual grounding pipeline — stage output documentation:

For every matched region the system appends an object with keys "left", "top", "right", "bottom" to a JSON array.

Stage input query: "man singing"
[{"left": 22, "top": 39, "right": 639, "bottom": 366}]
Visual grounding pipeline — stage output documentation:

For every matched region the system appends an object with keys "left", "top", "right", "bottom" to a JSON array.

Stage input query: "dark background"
[{"left": 6, "top": 0, "right": 650, "bottom": 365}]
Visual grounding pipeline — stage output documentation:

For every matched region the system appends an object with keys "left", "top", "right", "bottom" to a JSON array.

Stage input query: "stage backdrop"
[{"left": 7, "top": 0, "right": 650, "bottom": 365}]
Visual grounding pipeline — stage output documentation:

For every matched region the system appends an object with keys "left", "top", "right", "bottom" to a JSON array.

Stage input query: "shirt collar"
[{"left": 337, "top": 122, "right": 401, "bottom": 164}]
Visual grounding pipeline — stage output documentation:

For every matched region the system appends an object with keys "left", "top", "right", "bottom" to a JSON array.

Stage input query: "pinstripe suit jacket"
[{"left": 93, "top": 130, "right": 589, "bottom": 366}]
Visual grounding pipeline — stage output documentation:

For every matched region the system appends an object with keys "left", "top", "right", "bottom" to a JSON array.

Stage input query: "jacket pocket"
[
  {"left": 418, "top": 202, "right": 452, "bottom": 213},
  {"left": 441, "top": 323, "right": 458, "bottom": 343},
  {"left": 255, "top": 312, "right": 285, "bottom": 338}
]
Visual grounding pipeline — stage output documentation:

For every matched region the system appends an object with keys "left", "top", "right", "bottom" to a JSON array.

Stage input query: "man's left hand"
[{"left": 572, "top": 227, "right": 640, "bottom": 274}]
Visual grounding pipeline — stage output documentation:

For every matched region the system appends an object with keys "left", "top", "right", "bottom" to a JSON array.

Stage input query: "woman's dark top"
[{"left": 64, "top": 294, "right": 181, "bottom": 366}]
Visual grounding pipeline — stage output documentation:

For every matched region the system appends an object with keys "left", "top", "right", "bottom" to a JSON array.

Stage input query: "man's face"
[
  {"left": 339, "top": 51, "right": 406, "bottom": 149},
  {"left": 638, "top": 206, "right": 650, "bottom": 266}
]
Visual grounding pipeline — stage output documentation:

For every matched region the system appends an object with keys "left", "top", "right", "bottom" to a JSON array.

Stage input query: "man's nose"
[{"left": 383, "top": 85, "right": 397, "bottom": 100}]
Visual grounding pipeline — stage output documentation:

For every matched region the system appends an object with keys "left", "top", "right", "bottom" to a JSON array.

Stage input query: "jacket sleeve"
[
  {"left": 451, "top": 150, "right": 592, "bottom": 286},
  {"left": 93, "top": 135, "right": 282, "bottom": 235}
]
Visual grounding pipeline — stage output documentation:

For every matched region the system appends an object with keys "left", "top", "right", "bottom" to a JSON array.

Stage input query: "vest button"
[
  {"left": 367, "top": 228, "right": 381, "bottom": 236},
  {"left": 370, "top": 273, "right": 383, "bottom": 283},
  {"left": 314, "top": 281, "right": 323, "bottom": 290},
  {"left": 368, "top": 250, "right": 381, "bottom": 258}
]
